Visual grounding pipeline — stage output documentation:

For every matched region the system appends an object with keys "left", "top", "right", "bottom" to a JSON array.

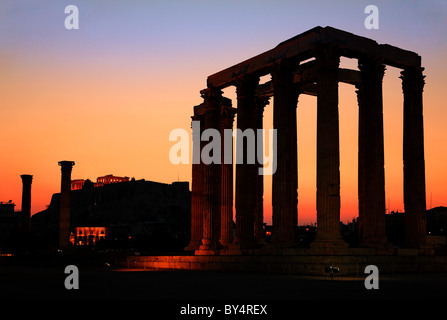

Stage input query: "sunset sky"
[{"left": 1, "top": 0, "right": 446, "bottom": 225}]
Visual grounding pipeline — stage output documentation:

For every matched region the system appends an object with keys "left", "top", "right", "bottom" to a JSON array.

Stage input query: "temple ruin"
[{"left": 186, "top": 26, "right": 428, "bottom": 255}]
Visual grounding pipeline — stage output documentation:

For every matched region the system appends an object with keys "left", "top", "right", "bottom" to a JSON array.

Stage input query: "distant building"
[
  {"left": 0, "top": 201, "right": 21, "bottom": 248},
  {"left": 70, "top": 227, "right": 108, "bottom": 246},
  {"left": 71, "top": 174, "right": 130, "bottom": 190},
  {"left": 71, "top": 179, "right": 86, "bottom": 190},
  {"left": 32, "top": 179, "right": 191, "bottom": 251},
  {"left": 385, "top": 208, "right": 447, "bottom": 251},
  {"left": 96, "top": 174, "right": 130, "bottom": 187}
]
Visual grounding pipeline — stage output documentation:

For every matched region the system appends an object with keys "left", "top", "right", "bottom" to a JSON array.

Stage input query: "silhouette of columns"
[
  {"left": 197, "top": 88, "right": 222, "bottom": 254},
  {"left": 58, "top": 160, "right": 75, "bottom": 248},
  {"left": 20, "top": 174, "right": 33, "bottom": 234},
  {"left": 185, "top": 105, "right": 205, "bottom": 251},
  {"left": 357, "top": 57, "right": 387, "bottom": 248},
  {"left": 219, "top": 104, "right": 237, "bottom": 247},
  {"left": 401, "top": 66, "right": 427, "bottom": 248},
  {"left": 254, "top": 97, "right": 269, "bottom": 245},
  {"left": 271, "top": 60, "right": 298, "bottom": 247},
  {"left": 234, "top": 74, "right": 259, "bottom": 249},
  {"left": 312, "top": 46, "right": 347, "bottom": 248}
]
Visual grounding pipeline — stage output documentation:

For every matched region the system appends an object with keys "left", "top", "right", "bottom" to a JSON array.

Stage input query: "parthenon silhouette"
[{"left": 186, "top": 26, "right": 427, "bottom": 256}]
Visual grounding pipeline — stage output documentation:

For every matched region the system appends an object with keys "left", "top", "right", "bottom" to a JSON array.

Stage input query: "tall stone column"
[
  {"left": 401, "top": 66, "right": 427, "bottom": 248},
  {"left": 20, "top": 174, "right": 33, "bottom": 234},
  {"left": 312, "top": 45, "right": 347, "bottom": 248},
  {"left": 234, "top": 74, "right": 259, "bottom": 249},
  {"left": 254, "top": 97, "right": 269, "bottom": 245},
  {"left": 196, "top": 88, "right": 222, "bottom": 254},
  {"left": 271, "top": 60, "right": 298, "bottom": 247},
  {"left": 185, "top": 106, "right": 205, "bottom": 251},
  {"left": 58, "top": 160, "right": 75, "bottom": 248},
  {"left": 357, "top": 57, "right": 387, "bottom": 248},
  {"left": 219, "top": 104, "right": 237, "bottom": 247}
]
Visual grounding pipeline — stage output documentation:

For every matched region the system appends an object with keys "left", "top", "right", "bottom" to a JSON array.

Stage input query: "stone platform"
[{"left": 125, "top": 248, "right": 447, "bottom": 276}]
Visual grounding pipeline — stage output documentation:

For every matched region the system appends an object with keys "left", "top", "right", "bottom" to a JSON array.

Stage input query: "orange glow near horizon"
[
  {"left": 1, "top": 2, "right": 446, "bottom": 227},
  {"left": 2, "top": 51, "right": 447, "bottom": 226}
]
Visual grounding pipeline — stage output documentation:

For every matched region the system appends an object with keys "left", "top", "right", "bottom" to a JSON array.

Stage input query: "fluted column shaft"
[
  {"left": 220, "top": 105, "right": 237, "bottom": 246},
  {"left": 401, "top": 67, "right": 427, "bottom": 248},
  {"left": 198, "top": 88, "right": 222, "bottom": 253},
  {"left": 185, "top": 106, "right": 205, "bottom": 250},
  {"left": 271, "top": 60, "right": 298, "bottom": 247},
  {"left": 254, "top": 97, "right": 269, "bottom": 244},
  {"left": 357, "top": 57, "right": 387, "bottom": 248},
  {"left": 234, "top": 74, "right": 259, "bottom": 248},
  {"left": 312, "top": 46, "right": 347, "bottom": 248}
]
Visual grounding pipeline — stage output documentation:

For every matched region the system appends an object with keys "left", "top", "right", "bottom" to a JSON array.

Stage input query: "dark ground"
[
  {"left": 1, "top": 263, "right": 447, "bottom": 300},
  {"left": 1, "top": 262, "right": 446, "bottom": 317},
  {"left": 1, "top": 244, "right": 443, "bottom": 317}
]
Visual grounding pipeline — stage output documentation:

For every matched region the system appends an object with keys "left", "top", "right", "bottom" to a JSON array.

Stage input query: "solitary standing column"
[
  {"left": 271, "top": 60, "right": 298, "bottom": 247},
  {"left": 312, "top": 45, "right": 347, "bottom": 248},
  {"left": 254, "top": 97, "right": 269, "bottom": 245},
  {"left": 58, "top": 161, "right": 75, "bottom": 248},
  {"left": 401, "top": 66, "right": 427, "bottom": 248},
  {"left": 234, "top": 74, "right": 259, "bottom": 249},
  {"left": 357, "top": 57, "right": 387, "bottom": 248},
  {"left": 219, "top": 104, "right": 237, "bottom": 247},
  {"left": 185, "top": 106, "right": 205, "bottom": 251},
  {"left": 20, "top": 174, "right": 33, "bottom": 234},
  {"left": 196, "top": 88, "right": 221, "bottom": 255}
]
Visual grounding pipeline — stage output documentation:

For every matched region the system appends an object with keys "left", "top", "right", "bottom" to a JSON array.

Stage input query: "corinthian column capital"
[
  {"left": 233, "top": 74, "right": 259, "bottom": 99},
  {"left": 220, "top": 105, "right": 237, "bottom": 129},
  {"left": 200, "top": 86, "right": 223, "bottom": 106},
  {"left": 255, "top": 96, "right": 270, "bottom": 117},
  {"left": 315, "top": 44, "right": 340, "bottom": 71},
  {"left": 358, "top": 56, "right": 386, "bottom": 83},
  {"left": 400, "top": 67, "right": 425, "bottom": 93},
  {"left": 271, "top": 59, "right": 295, "bottom": 86}
]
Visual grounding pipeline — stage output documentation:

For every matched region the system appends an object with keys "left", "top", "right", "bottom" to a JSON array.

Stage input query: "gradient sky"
[{"left": 1, "top": 0, "right": 446, "bottom": 225}]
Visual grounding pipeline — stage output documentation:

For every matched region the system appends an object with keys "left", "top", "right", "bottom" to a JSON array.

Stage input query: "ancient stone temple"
[{"left": 186, "top": 26, "right": 428, "bottom": 255}]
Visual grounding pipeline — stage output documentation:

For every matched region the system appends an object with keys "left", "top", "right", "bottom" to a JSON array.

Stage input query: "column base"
[
  {"left": 217, "top": 240, "right": 234, "bottom": 255},
  {"left": 411, "top": 237, "right": 435, "bottom": 255},
  {"left": 270, "top": 229, "right": 296, "bottom": 248},
  {"left": 359, "top": 236, "right": 391, "bottom": 251},
  {"left": 395, "top": 246, "right": 434, "bottom": 256},
  {"left": 195, "top": 239, "right": 219, "bottom": 255},
  {"left": 220, "top": 241, "right": 261, "bottom": 255},
  {"left": 184, "top": 240, "right": 202, "bottom": 251},
  {"left": 232, "top": 236, "right": 257, "bottom": 250},
  {"left": 220, "top": 244, "right": 243, "bottom": 256},
  {"left": 311, "top": 233, "right": 349, "bottom": 250},
  {"left": 195, "top": 248, "right": 219, "bottom": 256},
  {"left": 219, "top": 239, "right": 233, "bottom": 248}
]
